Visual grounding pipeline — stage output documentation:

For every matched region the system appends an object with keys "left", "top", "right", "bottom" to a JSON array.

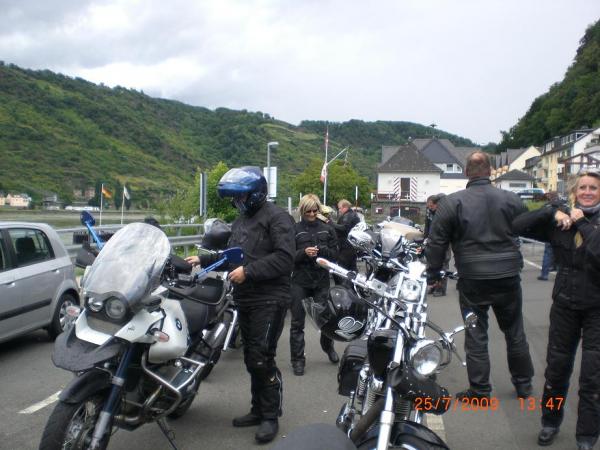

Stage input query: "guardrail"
[{"left": 57, "top": 223, "right": 204, "bottom": 261}]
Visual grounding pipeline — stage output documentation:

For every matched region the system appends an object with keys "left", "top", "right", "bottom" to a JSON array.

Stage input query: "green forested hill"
[
  {"left": 499, "top": 19, "right": 600, "bottom": 150},
  {"left": 0, "top": 62, "right": 473, "bottom": 206}
]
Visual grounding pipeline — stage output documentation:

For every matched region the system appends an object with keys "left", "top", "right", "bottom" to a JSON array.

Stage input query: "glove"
[{"left": 426, "top": 268, "right": 442, "bottom": 284}]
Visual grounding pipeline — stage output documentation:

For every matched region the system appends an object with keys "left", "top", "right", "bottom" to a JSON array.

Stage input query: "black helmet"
[
  {"left": 217, "top": 166, "right": 268, "bottom": 215},
  {"left": 201, "top": 218, "right": 231, "bottom": 250},
  {"left": 303, "top": 286, "right": 368, "bottom": 342}
]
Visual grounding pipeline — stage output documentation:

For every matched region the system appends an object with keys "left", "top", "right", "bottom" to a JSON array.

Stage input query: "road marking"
[
  {"left": 19, "top": 391, "right": 61, "bottom": 414},
  {"left": 425, "top": 413, "right": 446, "bottom": 442},
  {"left": 523, "top": 258, "right": 542, "bottom": 270}
]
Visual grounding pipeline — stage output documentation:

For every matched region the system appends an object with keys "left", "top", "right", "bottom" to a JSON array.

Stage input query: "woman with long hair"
[
  {"left": 513, "top": 169, "right": 600, "bottom": 450},
  {"left": 289, "top": 194, "right": 339, "bottom": 375}
]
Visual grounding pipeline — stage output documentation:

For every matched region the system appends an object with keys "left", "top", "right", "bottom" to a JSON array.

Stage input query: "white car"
[{"left": 0, "top": 222, "right": 79, "bottom": 343}]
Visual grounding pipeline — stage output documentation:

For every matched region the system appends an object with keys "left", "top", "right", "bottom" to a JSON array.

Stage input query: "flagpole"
[
  {"left": 120, "top": 187, "right": 125, "bottom": 225},
  {"left": 100, "top": 183, "right": 104, "bottom": 226},
  {"left": 323, "top": 126, "right": 329, "bottom": 205}
]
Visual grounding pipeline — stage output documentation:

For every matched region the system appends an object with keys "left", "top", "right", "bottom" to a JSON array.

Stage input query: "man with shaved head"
[{"left": 426, "top": 151, "right": 534, "bottom": 402}]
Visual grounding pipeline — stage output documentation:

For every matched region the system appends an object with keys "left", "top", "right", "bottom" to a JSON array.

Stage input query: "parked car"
[
  {"left": 0, "top": 222, "right": 79, "bottom": 344},
  {"left": 516, "top": 188, "right": 545, "bottom": 201}
]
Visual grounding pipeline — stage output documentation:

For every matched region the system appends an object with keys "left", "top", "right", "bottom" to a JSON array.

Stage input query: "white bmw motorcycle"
[{"left": 39, "top": 221, "right": 242, "bottom": 450}]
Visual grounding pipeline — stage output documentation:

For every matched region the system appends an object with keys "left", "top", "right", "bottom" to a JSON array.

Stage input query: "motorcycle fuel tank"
[{"left": 148, "top": 299, "right": 189, "bottom": 363}]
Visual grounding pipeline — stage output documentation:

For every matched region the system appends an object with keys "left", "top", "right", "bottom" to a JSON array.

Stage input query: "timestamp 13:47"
[{"left": 519, "top": 396, "right": 564, "bottom": 411}]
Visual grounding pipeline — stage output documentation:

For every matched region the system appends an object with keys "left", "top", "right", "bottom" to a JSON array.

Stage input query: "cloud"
[{"left": 1, "top": 0, "right": 599, "bottom": 143}]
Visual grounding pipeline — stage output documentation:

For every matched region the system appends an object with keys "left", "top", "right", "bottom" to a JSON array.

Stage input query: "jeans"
[
  {"left": 458, "top": 277, "right": 534, "bottom": 394},
  {"left": 540, "top": 243, "right": 554, "bottom": 279}
]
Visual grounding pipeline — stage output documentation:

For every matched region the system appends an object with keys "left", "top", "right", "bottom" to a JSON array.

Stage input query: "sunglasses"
[{"left": 304, "top": 209, "right": 319, "bottom": 214}]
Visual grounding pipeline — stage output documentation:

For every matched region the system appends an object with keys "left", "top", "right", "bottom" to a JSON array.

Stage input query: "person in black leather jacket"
[
  {"left": 328, "top": 199, "right": 360, "bottom": 284},
  {"left": 426, "top": 151, "right": 534, "bottom": 402},
  {"left": 513, "top": 169, "right": 600, "bottom": 450},
  {"left": 186, "top": 167, "right": 294, "bottom": 444},
  {"left": 289, "top": 194, "right": 339, "bottom": 375}
]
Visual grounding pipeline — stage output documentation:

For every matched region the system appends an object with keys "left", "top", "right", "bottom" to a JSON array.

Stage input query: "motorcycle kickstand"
[{"left": 157, "top": 418, "right": 180, "bottom": 450}]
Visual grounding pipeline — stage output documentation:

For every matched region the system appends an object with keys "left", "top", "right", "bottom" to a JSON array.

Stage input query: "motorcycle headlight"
[
  {"left": 410, "top": 340, "right": 443, "bottom": 376},
  {"left": 87, "top": 296, "right": 104, "bottom": 312},
  {"left": 400, "top": 278, "right": 422, "bottom": 302},
  {"left": 105, "top": 297, "right": 128, "bottom": 320}
]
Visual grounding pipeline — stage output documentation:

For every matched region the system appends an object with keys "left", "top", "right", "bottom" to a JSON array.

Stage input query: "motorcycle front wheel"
[
  {"left": 39, "top": 395, "right": 109, "bottom": 450},
  {"left": 358, "top": 434, "right": 448, "bottom": 450}
]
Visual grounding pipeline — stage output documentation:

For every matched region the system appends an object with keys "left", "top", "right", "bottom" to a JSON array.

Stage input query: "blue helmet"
[{"left": 217, "top": 166, "right": 268, "bottom": 214}]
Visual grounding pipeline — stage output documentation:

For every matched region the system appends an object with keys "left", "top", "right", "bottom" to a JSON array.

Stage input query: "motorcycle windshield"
[{"left": 81, "top": 223, "right": 171, "bottom": 305}]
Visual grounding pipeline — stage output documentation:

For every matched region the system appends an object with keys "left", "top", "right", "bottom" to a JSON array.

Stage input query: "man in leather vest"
[{"left": 426, "top": 151, "right": 534, "bottom": 401}]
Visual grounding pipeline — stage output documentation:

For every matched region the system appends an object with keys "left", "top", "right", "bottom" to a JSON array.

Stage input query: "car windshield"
[{"left": 81, "top": 223, "right": 171, "bottom": 305}]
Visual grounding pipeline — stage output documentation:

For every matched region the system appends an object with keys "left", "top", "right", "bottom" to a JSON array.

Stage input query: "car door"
[
  {"left": 6, "top": 227, "right": 63, "bottom": 331},
  {"left": 0, "top": 230, "right": 22, "bottom": 341}
]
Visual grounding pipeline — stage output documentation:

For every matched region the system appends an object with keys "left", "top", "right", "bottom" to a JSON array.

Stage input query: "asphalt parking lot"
[{"left": 0, "top": 242, "right": 583, "bottom": 450}]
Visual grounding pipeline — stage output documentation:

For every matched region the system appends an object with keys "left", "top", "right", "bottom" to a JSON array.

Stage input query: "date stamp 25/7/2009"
[{"left": 413, "top": 396, "right": 565, "bottom": 413}]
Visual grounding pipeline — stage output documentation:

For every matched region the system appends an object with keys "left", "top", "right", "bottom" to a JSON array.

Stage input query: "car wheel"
[{"left": 48, "top": 293, "right": 78, "bottom": 338}]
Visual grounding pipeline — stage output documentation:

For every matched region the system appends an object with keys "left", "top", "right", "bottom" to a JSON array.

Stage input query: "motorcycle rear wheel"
[{"left": 39, "top": 395, "right": 109, "bottom": 450}]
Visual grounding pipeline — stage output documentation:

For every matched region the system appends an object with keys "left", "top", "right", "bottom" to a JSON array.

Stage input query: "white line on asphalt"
[
  {"left": 19, "top": 391, "right": 61, "bottom": 414},
  {"left": 523, "top": 258, "right": 542, "bottom": 270},
  {"left": 425, "top": 413, "right": 446, "bottom": 442}
]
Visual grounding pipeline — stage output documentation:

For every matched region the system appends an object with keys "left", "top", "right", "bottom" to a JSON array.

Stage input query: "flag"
[
  {"left": 123, "top": 186, "right": 131, "bottom": 200},
  {"left": 321, "top": 127, "right": 329, "bottom": 183},
  {"left": 102, "top": 186, "right": 112, "bottom": 199},
  {"left": 320, "top": 162, "right": 328, "bottom": 183}
]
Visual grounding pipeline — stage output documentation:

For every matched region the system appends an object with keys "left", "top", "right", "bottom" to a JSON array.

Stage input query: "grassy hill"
[{"left": 0, "top": 62, "right": 475, "bottom": 206}]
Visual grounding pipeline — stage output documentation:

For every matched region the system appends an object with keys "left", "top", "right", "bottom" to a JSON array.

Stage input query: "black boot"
[
  {"left": 232, "top": 411, "right": 262, "bottom": 427},
  {"left": 537, "top": 426, "right": 559, "bottom": 446},
  {"left": 255, "top": 419, "right": 279, "bottom": 443},
  {"left": 292, "top": 361, "right": 305, "bottom": 376},
  {"left": 326, "top": 348, "right": 339, "bottom": 364}
]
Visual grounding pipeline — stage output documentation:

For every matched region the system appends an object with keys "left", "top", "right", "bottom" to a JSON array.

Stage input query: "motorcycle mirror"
[
  {"left": 222, "top": 247, "right": 243, "bottom": 264},
  {"left": 80, "top": 211, "right": 96, "bottom": 226}
]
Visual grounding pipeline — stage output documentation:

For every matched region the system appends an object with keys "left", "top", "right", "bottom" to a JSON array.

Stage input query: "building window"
[{"left": 375, "top": 207, "right": 383, "bottom": 214}]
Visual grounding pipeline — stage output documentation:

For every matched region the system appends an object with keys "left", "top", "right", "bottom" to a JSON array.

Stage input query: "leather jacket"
[
  {"left": 202, "top": 201, "right": 295, "bottom": 304},
  {"left": 330, "top": 209, "right": 360, "bottom": 252},
  {"left": 513, "top": 205, "right": 600, "bottom": 309},
  {"left": 292, "top": 218, "right": 338, "bottom": 288},
  {"left": 426, "top": 177, "right": 526, "bottom": 279}
]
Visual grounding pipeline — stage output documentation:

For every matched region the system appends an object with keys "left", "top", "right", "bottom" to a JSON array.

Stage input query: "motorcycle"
[
  {"left": 39, "top": 214, "right": 242, "bottom": 450},
  {"left": 302, "top": 222, "right": 476, "bottom": 450}
]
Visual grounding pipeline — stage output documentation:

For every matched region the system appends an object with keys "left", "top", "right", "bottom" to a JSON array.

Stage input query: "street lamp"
[{"left": 267, "top": 141, "right": 279, "bottom": 199}]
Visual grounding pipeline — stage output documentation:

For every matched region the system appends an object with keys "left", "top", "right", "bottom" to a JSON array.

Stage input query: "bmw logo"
[{"left": 175, "top": 319, "right": 183, "bottom": 331}]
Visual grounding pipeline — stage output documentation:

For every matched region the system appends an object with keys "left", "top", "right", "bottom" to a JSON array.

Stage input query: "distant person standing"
[
  {"left": 426, "top": 151, "right": 534, "bottom": 402},
  {"left": 289, "top": 194, "right": 339, "bottom": 375},
  {"left": 328, "top": 199, "right": 360, "bottom": 283},
  {"left": 424, "top": 193, "right": 448, "bottom": 296}
]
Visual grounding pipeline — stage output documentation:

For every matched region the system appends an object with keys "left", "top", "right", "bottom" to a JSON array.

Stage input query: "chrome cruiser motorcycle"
[
  {"left": 303, "top": 222, "right": 475, "bottom": 450},
  {"left": 39, "top": 220, "right": 241, "bottom": 450}
]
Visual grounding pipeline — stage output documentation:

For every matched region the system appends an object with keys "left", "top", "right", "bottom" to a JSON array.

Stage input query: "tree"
[
  {"left": 206, "top": 161, "right": 237, "bottom": 222},
  {"left": 293, "top": 159, "right": 373, "bottom": 208},
  {"left": 158, "top": 162, "right": 236, "bottom": 223}
]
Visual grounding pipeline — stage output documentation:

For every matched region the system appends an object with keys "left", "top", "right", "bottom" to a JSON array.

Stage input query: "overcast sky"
[{"left": 1, "top": 0, "right": 599, "bottom": 144}]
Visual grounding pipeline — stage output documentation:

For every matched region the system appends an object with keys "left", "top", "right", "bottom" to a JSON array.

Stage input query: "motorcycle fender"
[
  {"left": 59, "top": 370, "right": 111, "bottom": 404},
  {"left": 392, "top": 420, "right": 449, "bottom": 448}
]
